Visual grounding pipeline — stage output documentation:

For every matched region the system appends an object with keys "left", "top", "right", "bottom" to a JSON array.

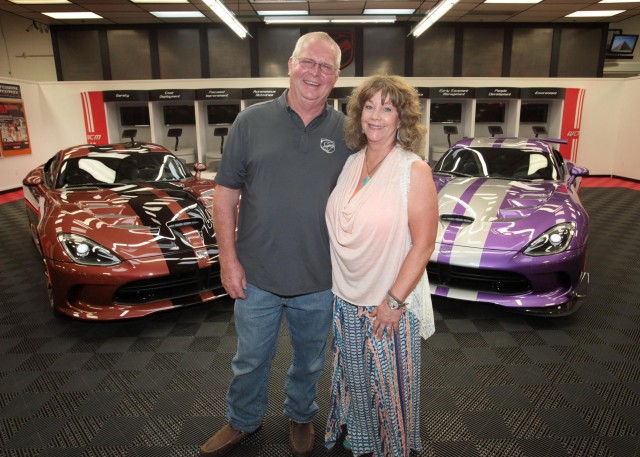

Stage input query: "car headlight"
[
  {"left": 524, "top": 222, "right": 575, "bottom": 256},
  {"left": 58, "top": 233, "right": 121, "bottom": 266}
]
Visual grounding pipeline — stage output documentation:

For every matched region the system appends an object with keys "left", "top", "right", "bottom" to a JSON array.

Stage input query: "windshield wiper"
[
  {"left": 64, "top": 182, "right": 125, "bottom": 189},
  {"left": 434, "top": 170, "right": 472, "bottom": 177},
  {"left": 489, "top": 176, "right": 535, "bottom": 182}
]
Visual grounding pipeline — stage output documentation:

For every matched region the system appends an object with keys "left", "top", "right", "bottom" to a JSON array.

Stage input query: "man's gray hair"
[{"left": 291, "top": 32, "right": 342, "bottom": 69}]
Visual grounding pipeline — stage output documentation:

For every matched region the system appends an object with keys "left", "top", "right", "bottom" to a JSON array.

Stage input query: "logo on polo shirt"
[{"left": 320, "top": 138, "right": 335, "bottom": 154}]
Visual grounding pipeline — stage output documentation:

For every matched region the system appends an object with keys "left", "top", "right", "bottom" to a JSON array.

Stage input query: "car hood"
[
  {"left": 53, "top": 182, "right": 215, "bottom": 260},
  {"left": 433, "top": 175, "right": 579, "bottom": 251}
]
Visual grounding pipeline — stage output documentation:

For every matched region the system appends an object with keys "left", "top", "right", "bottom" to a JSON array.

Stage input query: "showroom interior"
[{"left": 1, "top": 1, "right": 640, "bottom": 456}]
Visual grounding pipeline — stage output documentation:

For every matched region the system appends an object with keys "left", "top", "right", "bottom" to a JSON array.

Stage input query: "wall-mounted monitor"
[
  {"left": 120, "top": 106, "right": 150, "bottom": 126},
  {"left": 207, "top": 104, "right": 240, "bottom": 125},
  {"left": 430, "top": 103, "right": 462, "bottom": 124},
  {"left": 163, "top": 104, "right": 196, "bottom": 125},
  {"left": 475, "top": 102, "right": 506, "bottom": 123},
  {"left": 520, "top": 103, "right": 549, "bottom": 123},
  {"left": 608, "top": 34, "right": 638, "bottom": 54}
]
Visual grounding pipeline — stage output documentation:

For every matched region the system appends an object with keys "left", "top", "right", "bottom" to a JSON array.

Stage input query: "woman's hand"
[{"left": 368, "top": 300, "right": 403, "bottom": 339}]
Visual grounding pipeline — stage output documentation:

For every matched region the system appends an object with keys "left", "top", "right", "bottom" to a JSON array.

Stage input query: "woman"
[{"left": 324, "top": 75, "right": 439, "bottom": 457}]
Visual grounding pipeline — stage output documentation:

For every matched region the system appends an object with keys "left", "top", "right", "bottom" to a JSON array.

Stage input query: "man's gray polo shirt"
[{"left": 215, "top": 91, "right": 351, "bottom": 296}]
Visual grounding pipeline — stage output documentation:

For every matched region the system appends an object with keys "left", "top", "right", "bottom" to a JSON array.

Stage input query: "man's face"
[{"left": 288, "top": 38, "right": 339, "bottom": 105}]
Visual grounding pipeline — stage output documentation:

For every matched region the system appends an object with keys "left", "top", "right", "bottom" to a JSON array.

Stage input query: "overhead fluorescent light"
[
  {"left": 484, "top": 0, "right": 541, "bottom": 4},
  {"left": 363, "top": 9, "right": 415, "bottom": 15},
  {"left": 565, "top": 10, "right": 624, "bottom": 18},
  {"left": 599, "top": 0, "right": 639, "bottom": 3},
  {"left": 264, "top": 15, "right": 396, "bottom": 24},
  {"left": 203, "top": 0, "right": 250, "bottom": 39},
  {"left": 332, "top": 16, "right": 396, "bottom": 24},
  {"left": 8, "top": 0, "right": 69, "bottom": 4},
  {"left": 43, "top": 12, "right": 102, "bottom": 19},
  {"left": 257, "top": 10, "right": 308, "bottom": 16},
  {"left": 264, "top": 16, "right": 329, "bottom": 24},
  {"left": 410, "top": 0, "right": 459, "bottom": 38},
  {"left": 151, "top": 11, "right": 205, "bottom": 18}
]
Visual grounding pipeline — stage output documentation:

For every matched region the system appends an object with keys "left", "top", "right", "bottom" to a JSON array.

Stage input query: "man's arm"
[{"left": 212, "top": 184, "right": 247, "bottom": 299}]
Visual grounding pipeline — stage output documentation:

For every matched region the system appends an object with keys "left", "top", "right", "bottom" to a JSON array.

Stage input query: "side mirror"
[
  {"left": 193, "top": 162, "right": 207, "bottom": 180},
  {"left": 23, "top": 175, "right": 43, "bottom": 186},
  {"left": 567, "top": 165, "right": 589, "bottom": 187}
]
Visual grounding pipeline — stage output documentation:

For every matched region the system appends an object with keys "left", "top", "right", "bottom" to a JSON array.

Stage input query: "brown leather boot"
[
  {"left": 199, "top": 423, "right": 251, "bottom": 457},
  {"left": 289, "top": 420, "right": 315, "bottom": 457}
]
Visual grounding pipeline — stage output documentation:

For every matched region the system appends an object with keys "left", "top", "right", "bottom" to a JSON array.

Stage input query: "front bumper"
[
  {"left": 429, "top": 243, "right": 588, "bottom": 316},
  {"left": 45, "top": 252, "right": 226, "bottom": 320}
]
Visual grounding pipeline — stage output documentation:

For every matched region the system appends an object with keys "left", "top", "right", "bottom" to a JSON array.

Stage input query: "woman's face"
[{"left": 361, "top": 90, "right": 399, "bottom": 148}]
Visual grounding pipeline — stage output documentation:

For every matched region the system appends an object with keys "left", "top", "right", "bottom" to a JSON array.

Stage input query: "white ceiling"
[{"left": 2, "top": 0, "right": 640, "bottom": 27}]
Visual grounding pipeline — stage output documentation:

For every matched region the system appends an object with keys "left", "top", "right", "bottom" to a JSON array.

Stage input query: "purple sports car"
[{"left": 429, "top": 137, "right": 589, "bottom": 316}]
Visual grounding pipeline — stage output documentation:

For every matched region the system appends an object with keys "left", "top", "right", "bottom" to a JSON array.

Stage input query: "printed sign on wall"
[{"left": 0, "top": 83, "right": 32, "bottom": 157}]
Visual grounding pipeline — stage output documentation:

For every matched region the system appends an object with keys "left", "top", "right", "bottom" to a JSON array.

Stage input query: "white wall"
[
  {"left": 1, "top": 75, "right": 639, "bottom": 192},
  {"left": 613, "top": 76, "right": 640, "bottom": 178},
  {"left": 0, "top": 12, "right": 57, "bottom": 81}
]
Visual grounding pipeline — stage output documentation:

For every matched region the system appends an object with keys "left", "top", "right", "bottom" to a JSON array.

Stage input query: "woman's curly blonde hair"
[{"left": 344, "top": 75, "right": 427, "bottom": 157}]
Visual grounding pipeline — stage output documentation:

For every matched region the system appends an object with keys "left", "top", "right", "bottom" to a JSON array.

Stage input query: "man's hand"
[{"left": 220, "top": 258, "right": 247, "bottom": 299}]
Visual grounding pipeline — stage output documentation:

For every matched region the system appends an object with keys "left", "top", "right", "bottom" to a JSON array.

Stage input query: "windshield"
[
  {"left": 434, "top": 146, "right": 558, "bottom": 181},
  {"left": 56, "top": 151, "right": 192, "bottom": 188}
]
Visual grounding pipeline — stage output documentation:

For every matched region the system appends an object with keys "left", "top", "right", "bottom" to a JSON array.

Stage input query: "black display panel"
[
  {"left": 608, "top": 34, "right": 638, "bottom": 54},
  {"left": 475, "top": 102, "right": 506, "bottom": 123},
  {"left": 120, "top": 106, "right": 150, "bottom": 126},
  {"left": 430, "top": 103, "right": 462, "bottom": 123},
  {"left": 520, "top": 103, "right": 549, "bottom": 123},
  {"left": 163, "top": 104, "right": 196, "bottom": 125},
  {"left": 207, "top": 104, "right": 240, "bottom": 125}
]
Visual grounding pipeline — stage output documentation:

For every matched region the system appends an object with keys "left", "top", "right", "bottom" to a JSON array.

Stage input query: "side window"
[
  {"left": 43, "top": 156, "right": 59, "bottom": 188},
  {"left": 552, "top": 149, "right": 566, "bottom": 179}
]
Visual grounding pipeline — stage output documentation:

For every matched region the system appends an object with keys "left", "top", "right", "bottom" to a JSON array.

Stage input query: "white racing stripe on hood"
[{"left": 438, "top": 178, "right": 510, "bottom": 267}]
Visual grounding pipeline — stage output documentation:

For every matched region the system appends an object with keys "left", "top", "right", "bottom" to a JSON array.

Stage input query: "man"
[{"left": 200, "top": 32, "right": 351, "bottom": 457}]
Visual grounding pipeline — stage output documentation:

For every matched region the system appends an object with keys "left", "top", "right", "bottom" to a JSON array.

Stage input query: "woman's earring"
[{"left": 396, "top": 130, "right": 401, "bottom": 141}]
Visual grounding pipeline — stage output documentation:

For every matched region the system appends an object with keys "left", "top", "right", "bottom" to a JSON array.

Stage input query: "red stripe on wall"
[
  {"left": 81, "top": 91, "right": 109, "bottom": 145},
  {"left": 559, "top": 88, "right": 584, "bottom": 162}
]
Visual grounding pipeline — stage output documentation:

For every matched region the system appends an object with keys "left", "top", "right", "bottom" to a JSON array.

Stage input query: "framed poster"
[{"left": 0, "top": 84, "right": 32, "bottom": 157}]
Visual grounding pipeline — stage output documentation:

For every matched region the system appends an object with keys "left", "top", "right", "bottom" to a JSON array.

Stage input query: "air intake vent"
[
  {"left": 440, "top": 214, "right": 475, "bottom": 224},
  {"left": 167, "top": 218, "right": 203, "bottom": 231}
]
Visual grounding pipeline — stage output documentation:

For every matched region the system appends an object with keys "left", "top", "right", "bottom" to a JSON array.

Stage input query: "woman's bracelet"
[{"left": 386, "top": 290, "right": 409, "bottom": 310}]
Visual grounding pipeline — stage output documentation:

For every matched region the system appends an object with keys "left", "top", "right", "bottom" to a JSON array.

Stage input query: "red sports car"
[{"left": 22, "top": 142, "right": 226, "bottom": 320}]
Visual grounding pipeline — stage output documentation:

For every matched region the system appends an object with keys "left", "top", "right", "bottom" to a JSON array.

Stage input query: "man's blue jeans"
[{"left": 226, "top": 283, "right": 333, "bottom": 432}]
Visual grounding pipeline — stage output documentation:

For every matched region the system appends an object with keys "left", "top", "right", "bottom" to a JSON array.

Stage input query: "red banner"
[
  {"left": 81, "top": 91, "right": 108, "bottom": 145},
  {"left": 559, "top": 88, "right": 585, "bottom": 162}
]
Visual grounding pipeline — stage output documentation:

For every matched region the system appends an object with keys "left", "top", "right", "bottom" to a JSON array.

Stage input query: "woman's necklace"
[{"left": 363, "top": 146, "right": 394, "bottom": 185}]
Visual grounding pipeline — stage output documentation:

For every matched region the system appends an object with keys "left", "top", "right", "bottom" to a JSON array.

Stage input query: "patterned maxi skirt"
[{"left": 324, "top": 296, "right": 422, "bottom": 457}]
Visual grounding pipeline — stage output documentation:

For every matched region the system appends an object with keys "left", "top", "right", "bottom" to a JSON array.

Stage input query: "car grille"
[
  {"left": 427, "top": 262, "right": 532, "bottom": 295},
  {"left": 114, "top": 264, "right": 224, "bottom": 305}
]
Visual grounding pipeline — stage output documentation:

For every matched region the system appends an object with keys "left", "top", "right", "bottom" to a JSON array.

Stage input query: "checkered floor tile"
[{"left": 1, "top": 187, "right": 639, "bottom": 456}]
